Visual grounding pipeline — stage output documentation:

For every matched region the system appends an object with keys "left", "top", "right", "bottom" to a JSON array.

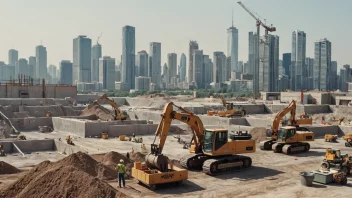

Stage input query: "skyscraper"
[
  {"left": 192, "top": 50, "right": 203, "bottom": 88},
  {"left": 313, "top": 38, "right": 331, "bottom": 90},
  {"left": 91, "top": 43, "right": 102, "bottom": 82},
  {"left": 227, "top": 20, "right": 238, "bottom": 72},
  {"left": 291, "top": 30, "right": 306, "bottom": 90},
  {"left": 306, "top": 57, "right": 314, "bottom": 90},
  {"left": 259, "top": 35, "right": 279, "bottom": 92},
  {"left": 167, "top": 53, "right": 177, "bottom": 84},
  {"left": 17, "top": 58, "right": 28, "bottom": 77},
  {"left": 73, "top": 35, "right": 92, "bottom": 83},
  {"left": 28, "top": 56, "right": 36, "bottom": 78},
  {"left": 60, "top": 60, "right": 73, "bottom": 85},
  {"left": 162, "top": 63, "right": 169, "bottom": 89},
  {"left": 203, "top": 55, "right": 213, "bottom": 87},
  {"left": 282, "top": 53, "right": 291, "bottom": 77},
  {"left": 149, "top": 42, "right": 161, "bottom": 89},
  {"left": 225, "top": 57, "right": 231, "bottom": 81},
  {"left": 330, "top": 61, "right": 338, "bottom": 90},
  {"left": 36, "top": 45, "right": 47, "bottom": 80},
  {"left": 48, "top": 65, "right": 57, "bottom": 83},
  {"left": 248, "top": 31, "right": 259, "bottom": 96},
  {"left": 8, "top": 49, "right": 18, "bottom": 66},
  {"left": 180, "top": 53, "right": 186, "bottom": 82},
  {"left": 188, "top": 41, "right": 199, "bottom": 83},
  {"left": 213, "top": 52, "right": 226, "bottom": 83},
  {"left": 122, "top": 25, "right": 136, "bottom": 90},
  {"left": 136, "top": 50, "right": 148, "bottom": 77},
  {"left": 99, "top": 56, "right": 116, "bottom": 90}
]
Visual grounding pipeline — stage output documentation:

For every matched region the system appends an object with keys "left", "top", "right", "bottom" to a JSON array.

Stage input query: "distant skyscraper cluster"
[{"left": 0, "top": 19, "right": 348, "bottom": 94}]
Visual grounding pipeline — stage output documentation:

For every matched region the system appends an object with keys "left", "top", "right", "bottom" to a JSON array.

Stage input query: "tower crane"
[
  {"left": 96, "top": 32, "right": 103, "bottom": 45},
  {"left": 237, "top": 1, "right": 276, "bottom": 98}
]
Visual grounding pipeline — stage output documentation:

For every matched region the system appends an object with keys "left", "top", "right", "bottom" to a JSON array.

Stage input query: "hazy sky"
[{"left": 0, "top": 0, "right": 351, "bottom": 69}]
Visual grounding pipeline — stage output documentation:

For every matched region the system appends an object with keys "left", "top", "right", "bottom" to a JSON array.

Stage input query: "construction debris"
[
  {"left": 38, "top": 126, "right": 53, "bottom": 133},
  {"left": 80, "top": 103, "right": 115, "bottom": 121}
]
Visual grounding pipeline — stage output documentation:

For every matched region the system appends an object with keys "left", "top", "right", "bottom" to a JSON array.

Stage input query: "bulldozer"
[
  {"left": 260, "top": 100, "right": 314, "bottom": 155},
  {"left": 343, "top": 133, "right": 352, "bottom": 147},
  {"left": 92, "top": 94, "right": 127, "bottom": 120},
  {"left": 207, "top": 95, "right": 246, "bottom": 117},
  {"left": 324, "top": 134, "right": 338, "bottom": 142},
  {"left": 321, "top": 148, "right": 352, "bottom": 175}
]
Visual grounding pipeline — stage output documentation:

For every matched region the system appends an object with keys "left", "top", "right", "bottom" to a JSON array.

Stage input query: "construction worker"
[
  {"left": 116, "top": 159, "right": 126, "bottom": 188},
  {"left": 46, "top": 111, "right": 51, "bottom": 118}
]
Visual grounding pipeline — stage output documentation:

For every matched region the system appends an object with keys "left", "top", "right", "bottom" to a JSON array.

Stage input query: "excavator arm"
[
  {"left": 271, "top": 100, "right": 296, "bottom": 138},
  {"left": 153, "top": 102, "right": 204, "bottom": 155},
  {"left": 93, "top": 94, "right": 126, "bottom": 120}
]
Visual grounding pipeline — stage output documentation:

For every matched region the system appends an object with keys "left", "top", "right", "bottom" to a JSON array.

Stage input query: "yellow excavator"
[
  {"left": 260, "top": 100, "right": 314, "bottom": 154},
  {"left": 146, "top": 102, "right": 255, "bottom": 175},
  {"left": 92, "top": 94, "right": 127, "bottom": 120},
  {"left": 208, "top": 95, "right": 246, "bottom": 117}
]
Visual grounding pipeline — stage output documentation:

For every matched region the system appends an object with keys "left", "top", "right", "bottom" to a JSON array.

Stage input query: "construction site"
[{"left": 0, "top": 90, "right": 351, "bottom": 198}]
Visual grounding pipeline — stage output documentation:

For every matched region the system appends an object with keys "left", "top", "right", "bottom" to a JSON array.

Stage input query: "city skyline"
[{"left": 1, "top": 0, "right": 351, "bottom": 69}]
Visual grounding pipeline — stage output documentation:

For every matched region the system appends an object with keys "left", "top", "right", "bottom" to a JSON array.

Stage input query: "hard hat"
[{"left": 120, "top": 159, "right": 124, "bottom": 163}]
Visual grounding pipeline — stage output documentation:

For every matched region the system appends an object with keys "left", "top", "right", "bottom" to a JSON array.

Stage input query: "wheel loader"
[
  {"left": 321, "top": 148, "right": 352, "bottom": 175},
  {"left": 343, "top": 133, "right": 352, "bottom": 147}
]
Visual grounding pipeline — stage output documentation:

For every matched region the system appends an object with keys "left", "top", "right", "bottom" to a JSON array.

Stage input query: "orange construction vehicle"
[
  {"left": 92, "top": 94, "right": 127, "bottom": 120},
  {"left": 207, "top": 95, "right": 246, "bottom": 117},
  {"left": 260, "top": 100, "right": 314, "bottom": 154},
  {"left": 145, "top": 102, "right": 255, "bottom": 176}
]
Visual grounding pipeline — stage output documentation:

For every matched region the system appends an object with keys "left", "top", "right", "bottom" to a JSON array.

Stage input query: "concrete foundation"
[
  {"left": 9, "top": 117, "right": 52, "bottom": 131},
  {"left": 0, "top": 139, "right": 55, "bottom": 153}
]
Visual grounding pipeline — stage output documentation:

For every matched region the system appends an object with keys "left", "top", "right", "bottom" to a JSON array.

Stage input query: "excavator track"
[
  {"left": 282, "top": 142, "right": 310, "bottom": 155},
  {"left": 202, "top": 155, "right": 252, "bottom": 176},
  {"left": 260, "top": 139, "right": 276, "bottom": 150},
  {"left": 180, "top": 154, "right": 208, "bottom": 170}
]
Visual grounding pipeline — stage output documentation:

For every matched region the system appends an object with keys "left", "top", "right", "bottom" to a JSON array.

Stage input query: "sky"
[{"left": 0, "top": 0, "right": 351, "bottom": 69}]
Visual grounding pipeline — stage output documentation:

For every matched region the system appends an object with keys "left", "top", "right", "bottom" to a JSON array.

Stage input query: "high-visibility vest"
[{"left": 117, "top": 164, "right": 125, "bottom": 173}]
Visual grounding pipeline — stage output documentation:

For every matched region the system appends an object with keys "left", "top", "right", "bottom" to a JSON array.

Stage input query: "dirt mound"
[
  {"left": 56, "top": 151, "right": 116, "bottom": 180},
  {"left": 130, "top": 152, "right": 146, "bottom": 162},
  {"left": 0, "top": 161, "right": 124, "bottom": 198},
  {"left": 250, "top": 127, "right": 268, "bottom": 143},
  {"left": 80, "top": 103, "right": 115, "bottom": 121},
  {"left": 0, "top": 161, "right": 21, "bottom": 174}
]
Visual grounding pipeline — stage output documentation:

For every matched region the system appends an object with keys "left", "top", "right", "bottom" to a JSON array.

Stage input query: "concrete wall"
[
  {"left": 106, "top": 124, "right": 158, "bottom": 137},
  {"left": 305, "top": 125, "right": 338, "bottom": 137},
  {"left": 54, "top": 140, "right": 85, "bottom": 155},
  {"left": 0, "top": 139, "right": 55, "bottom": 153},
  {"left": 0, "top": 98, "right": 56, "bottom": 106},
  {"left": 246, "top": 117, "right": 272, "bottom": 127},
  {"left": 0, "top": 84, "right": 76, "bottom": 99},
  {"left": 76, "top": 94, "right": 101, "bottom": 103},
  {"left": 52, "top": 117, "right": 86, "bottom": 137},
  {"left": 266, "top": 104, "right": 330, "bottom": 114},
  {"left": 9, "top": 117, "right": 52, "bottom": 130}
]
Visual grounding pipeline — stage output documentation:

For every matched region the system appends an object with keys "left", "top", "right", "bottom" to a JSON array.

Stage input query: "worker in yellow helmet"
[{"left": 116, "top": 159, "right": 126, "bottom": 188}]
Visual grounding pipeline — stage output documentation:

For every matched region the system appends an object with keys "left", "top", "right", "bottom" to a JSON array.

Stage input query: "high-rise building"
[
  {"left": 213, "top": 52, "right": 226, "bottom": 83},
  {"left": 8, "top": 49, "right": 18, "bottom": 66},
  {"left": 73, "top": 35, "right": 92, "bottom": 83},
  {"left": 291, "top": 30, "right": 306, "bottom": 91},
  {"left": 282, "top": 53, "right": 291, "bottom": 77},
  {"left": 122, "top": 25, "right": 135, "bottom": 90},
  {"left": 136, "top": 50, "right": 148, "bottom": 77},
  {"left": 238, "top": 61, "right": 244, "bottom": 73},
  {"left": 225, "top": 57, "right": 231, "bottom": 81},
  {"left": 305, "top": 57, "right": 314, "bottom": 90},
  {"left": 0, "top": 64, "right": 15, "bottom": 81},
  {"left": 149, "top": 42, "right": 161, "bottom": 88},
  {"left": 162, "top": 63, "right": 169, "bottom": 89},
  {"left": 167, "top": 53, "right": 177, "bottom": 84},
  {"left": 91, "top": 43, "right": 102, "bottom": 82},
  {"left": 17, "top": 58, "right": 28, "bottom": 77},
  {"left": 135, "top": 76, "right": 151, "bottom": 91},
  {"left": 313, "top": 38, "right": 331, "bottom": 90},
  {"left": 188, "top": 41, "right": 199, "bottom": 83},
  {"left": 99, "top": 56, "right": 116, "bottom": 90},
  {"left": 248, "top": 31, "right": 259, "bottom": 96},
  {"left": 330, "top": 61, "right": 338, "bottom": 90},
  {"left": 28, "top": 56, "right": 36, "bottom": 78},
  {"left": 179, "top": 53, "right": 186, "bottom": 82},
  {"left": 36, "top": 45, "right": 47, "bottom": 80},
  {"left": 192, "top": 50, "right": 203, "bottom": 88},
  {"left": 60, "top": 60, "right": 73, "bottom": 85},
  {"left": 48, "top": 65, "right": 57, "bottom": 79},
  {"left": 203, "top": 55, "right": 213, "bottom": 87},
  {"left": 259, "top": 35, "right": 279, "bottom": 92},
  {"left": 243, "top": 61, "right": 249, "bottom": 74},
  {"left": 340, "top": 68, "right": 346, "bottom": 91},
  {"left": 227, "top": 23, "right": 238, "bottom": 72}
]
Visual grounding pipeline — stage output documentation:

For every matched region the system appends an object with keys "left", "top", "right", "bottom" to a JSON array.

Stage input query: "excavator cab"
[
  {"left": 277, "top": 126, "right": 297, "bottom": 143},
  {"left": 203, "top": 129, "right": 228, "bottom": 153}
]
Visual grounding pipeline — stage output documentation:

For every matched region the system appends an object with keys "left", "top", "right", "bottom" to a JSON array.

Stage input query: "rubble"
[{"left": 80, "top": 103, "right": 115, "bottom": 121}]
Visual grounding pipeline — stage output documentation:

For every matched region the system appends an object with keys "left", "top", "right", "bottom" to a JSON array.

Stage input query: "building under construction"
[{"left": 0, "top": 75, "right": 76, "bottom": 98}]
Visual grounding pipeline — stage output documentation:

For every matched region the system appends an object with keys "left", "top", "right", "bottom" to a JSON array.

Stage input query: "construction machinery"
[
  {"left": 92, "top": 94, "right": 127, "bottom": 120},
  {"left": 66, "top": 136, "right": 75, "bottom": 145},
  {"left": 17, "top": 135, "right": 26, "bottom": 140},
  {"left": 0, "top": 144, "right": 5, "bottom": 156},
  {"left": 324, "top": 134, "right": 338, "bottom": 142},
  {"left": 260, "top": 100, "right": 314, "bottom": 154},
  {"left": 321, "top": 148, "right": 351, "bottom": 175},
  {"left": 207, "top": 95, "right": 246, "bottom": 117},
  {"left": 343, "top": 133, "right": 352, "bottom": 147},
  {"left": 145, "top": 102, "right": 255, "bottom": 176}
]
